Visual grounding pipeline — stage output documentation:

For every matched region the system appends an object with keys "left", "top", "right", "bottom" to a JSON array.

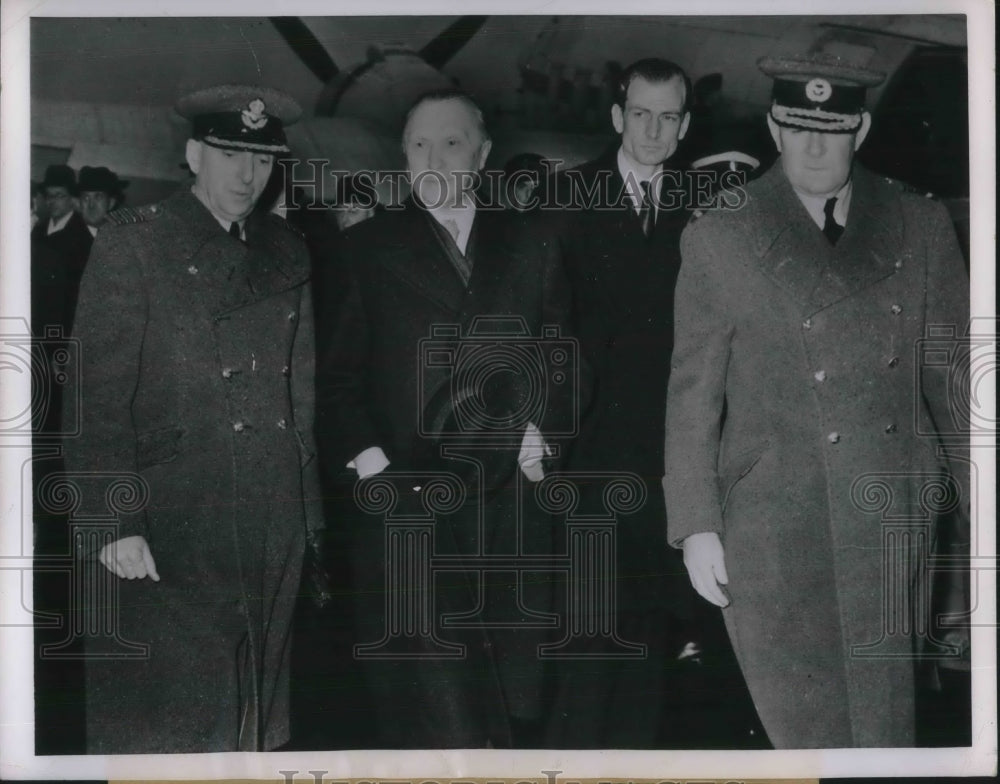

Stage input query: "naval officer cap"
[
  {"left": 175, "top": 84, "right": 302, "bottom": 154},
  {"left": 758, "top": 54, "right": 886, "bottom": 133}
]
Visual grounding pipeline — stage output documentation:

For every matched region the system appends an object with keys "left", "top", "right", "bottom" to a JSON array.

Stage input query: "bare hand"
[
  {"left": 98, "top": 535, "right": 160, "bottom": 581},
  {"left": 682, "top": 531, "right": 729, "bottom": 607}
]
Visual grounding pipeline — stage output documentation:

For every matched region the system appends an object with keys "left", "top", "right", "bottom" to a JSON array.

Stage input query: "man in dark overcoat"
[
  {"left": 63, "top": 85, "right": 322, "bottom": 753},
  {"left": 664, "top": 54, "right": 970, "bottom": 748},
  {"left": 31, "top": 164, "right": 94, "bottom": 336},
  {"left": 538, "top": 58, "right": 714, "bottom": 748},
  {"left": 315, "top": 89, "right": 577, "bottom": 748}
]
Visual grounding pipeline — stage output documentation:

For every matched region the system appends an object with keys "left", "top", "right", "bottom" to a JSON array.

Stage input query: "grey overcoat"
[
  {"left": 63, "top": 188, "right": 321, "bottom": 753},
  {"left": 663, "top": 163, "right": 969, "bottom": 748}
]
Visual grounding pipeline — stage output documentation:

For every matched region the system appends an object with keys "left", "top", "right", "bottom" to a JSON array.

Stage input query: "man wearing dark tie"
[
  {"left": 315, "top": 89, "right": 577, "bottom": 748},
  {"left": 664, "top": 54, "right": 969, "bottom": 748},
  {"left": 540, "top": 58, "right": 711, "bottom": 748}
]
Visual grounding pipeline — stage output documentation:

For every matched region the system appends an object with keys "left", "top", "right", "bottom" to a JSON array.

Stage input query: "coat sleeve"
[
  {"left": 917, "top": 200, "right": 971, "bottom": 540},
  {"left": 662, "top": 214, "right": 736, "bottom": 546},
  {"left": 313, "top": 232, "right": 383, "bottom": 478},
  {"left": 536, "top": 217, "right": 591, "bottom": 452},
  {"left": 62, "top": 226, "right": 149, "bottom": 545}
]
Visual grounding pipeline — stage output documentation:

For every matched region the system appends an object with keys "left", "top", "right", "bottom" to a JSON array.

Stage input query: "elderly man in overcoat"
[
  {"left": 64, "top": 85, "right": 321, "bottom": 753},
  {"left": 663, "top": 54, "right": 969, "bottom": 748},
  {"left": 315, "top": 89, "right": 577, "bottom": 748}
]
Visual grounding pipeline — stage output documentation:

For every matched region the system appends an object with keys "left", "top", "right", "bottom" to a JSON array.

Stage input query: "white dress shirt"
[
  {"left": 617, "top": 147, "right": 662, "bottom": 216},
  {"left": 46, "top": 211, "right": 73, "bottom": 235},
  {"left": 793, "top": 179, "right": 853, "bottom": 231},
  {"left": 428, "top": 199, "right": 476, "bottom": 255}
]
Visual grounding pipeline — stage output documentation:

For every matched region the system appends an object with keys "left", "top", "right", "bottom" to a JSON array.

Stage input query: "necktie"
[
  {"left": 229, "top": 221, "right": 242, "bottom": 241},
  {"left": 441, "top": 218, "right": 461, "bottom": 248},
  {"left": 822, "top": 197, "right": 843, "bottom": 245},
  {"left": 638, "top": 180, "right": 655, "bottom": 239}
]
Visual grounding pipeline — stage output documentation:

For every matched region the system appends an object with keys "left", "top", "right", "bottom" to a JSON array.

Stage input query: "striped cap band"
[{"left": 769, "top": 104, "right": 863, "bottom": 133}]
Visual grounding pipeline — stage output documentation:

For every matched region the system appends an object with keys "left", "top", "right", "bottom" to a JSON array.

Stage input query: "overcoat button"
[
  {"left": 891, "top": 304, "right": 902, "bottom": 315},
  {"left": 802, "top": 318, "right": 812, "bottom": 330},
  {"left": 827, "top": 432, "right": 840, "bottom": 444},
  {"left": 222, "top": 368, "right": 234, "bottom": 379},
  {"left": 187, "top": 265, "right": 198, "bottom": 275},
  {"left": 233, "top": 421, "right": 245, "bottom": 432},
  {"left": 888, "top": 356, "right": 899, "bottom": 368},
  {"left": 894, "top": 260, "right": 903, "bottom": 269},
  {"left": 287, "top": 311, "right": 297, "bottom": 321},
  {"left": 814, "top": 370, "right": 827, "bottom": 382},
  {"left": 281, "top": 365, "right": 290, "bottom": 376},
  {"left": 276, "top": 418, "right": 287, "bottom": 430},
  {"left": 885, "top": 423, "right": 898, "bottom": 434}
]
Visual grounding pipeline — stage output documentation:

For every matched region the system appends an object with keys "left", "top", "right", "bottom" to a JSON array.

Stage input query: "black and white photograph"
[{"left": 0, "top": 0, "right": 995, "bottom": 780}]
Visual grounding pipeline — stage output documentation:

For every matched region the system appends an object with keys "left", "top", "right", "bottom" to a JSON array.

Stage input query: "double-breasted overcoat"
[
  {"left": 663, "top": 163, "right": 969, "bottom": 748},
  {"left": 64, "top": 188, "right": 322, "bottom": 753}
]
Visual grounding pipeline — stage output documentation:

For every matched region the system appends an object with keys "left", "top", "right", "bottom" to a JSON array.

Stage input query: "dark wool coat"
[
  {"left": 63, "top": 188, "right": 322, "bottom": 753},
  {"left": 536, "top": 149, "right": 707, "bottom": 748},
  {"left": 31, "top": 210, "right": 93, "bottom": 336},
  {"left": 315, "top": 198, "right": 576, "bottom": 748},
  {"left": 663, "top": 163, "right": 969, "bottom": 748}
]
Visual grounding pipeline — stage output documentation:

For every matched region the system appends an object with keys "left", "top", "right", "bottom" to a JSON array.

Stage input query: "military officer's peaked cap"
[
  {"left": 758, "top": 53, "right": 886, "bottom": 133},
  {"left": 176, "top": 84, "right": 302, "bottom": 154}
]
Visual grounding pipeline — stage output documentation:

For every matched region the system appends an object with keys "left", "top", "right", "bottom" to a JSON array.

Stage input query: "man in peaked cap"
[
  {"left": 64, "top": 85, "right": 321, "bottom": 753},
  {"left": 663, "top": 54, "right": 969, "bottom": 747},
  {"left": 77, "top": 166, "right": 129, "bottom": 236}
]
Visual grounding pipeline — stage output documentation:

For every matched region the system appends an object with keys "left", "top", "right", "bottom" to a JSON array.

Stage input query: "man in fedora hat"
[
  {"left": 64, "top": 84, "right": 322, "bottom": 753},
  {"left": 77, "top": 165, "right": 129, "bottom": 236},
  {"left": 663, "top": 54, "right": 969, "bottom": 747},
  {"left": 31, "top": 164, "right": 93, "bottom": 336}
]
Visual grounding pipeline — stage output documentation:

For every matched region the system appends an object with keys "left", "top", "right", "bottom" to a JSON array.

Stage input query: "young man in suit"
[
  {"left": 664, "top": 54, "right": 969, "bottom": 748},
  {"left": 540, "top": 57, "right": 735, "bottom": 749},
  {"left": 315, "top": 89, "right": 577, "bottom": 748}
]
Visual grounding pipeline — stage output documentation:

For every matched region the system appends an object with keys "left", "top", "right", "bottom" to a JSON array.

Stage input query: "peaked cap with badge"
[
  {"left": 176, "top": 84, "right": 302, "bottom": 153},
  {"left": 758, "top": 53, "right": 886, "bottom": 133}
]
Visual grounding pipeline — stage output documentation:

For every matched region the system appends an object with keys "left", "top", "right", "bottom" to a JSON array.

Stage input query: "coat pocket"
[
  {"left": 719, "top": 440, "right": 770, "bottom": 515},
  {"left": 135, "top": 426, "right": 186, "bottom": 470}
]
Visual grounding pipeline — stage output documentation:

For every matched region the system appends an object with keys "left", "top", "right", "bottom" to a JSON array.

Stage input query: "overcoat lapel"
[
  {"left": 377, "top": 200, "right": 467, "bottom": 314},
  {"left": 807, "top": 168, "right": 899, "bottom": 313},
  {"left": 750, "top": 165, "right": 898, "bottom": 316},
  {"left": 458, "top": 210, "right": 523, "bottom": 323},
  {"left": 165, "top": 191, "right": 309, "bottom": 318}
]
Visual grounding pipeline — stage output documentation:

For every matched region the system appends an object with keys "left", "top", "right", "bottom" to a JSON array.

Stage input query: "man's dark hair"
[
  {"left": 614, "top": 58, "right": 692, "bottom": 113},
  {"left": 402, "top": 87, "right": 490, "bottom": 144}
]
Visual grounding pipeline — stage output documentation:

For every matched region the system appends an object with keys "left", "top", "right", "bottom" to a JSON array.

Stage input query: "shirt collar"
[
  {"left": 427, "top": 198, "right": 476, "bottom": 255},
  {"left": 792, "top": 178, "right": 853, "bottom": 231},
  {"left": 191, "top": 187, "right": 246, "bottom": 239},
  {"left": 617, "top": 146, "right": 662, "bottom": 212},
  {"left": 46, "top": 211, "right": 73, "bottom": 235}
]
